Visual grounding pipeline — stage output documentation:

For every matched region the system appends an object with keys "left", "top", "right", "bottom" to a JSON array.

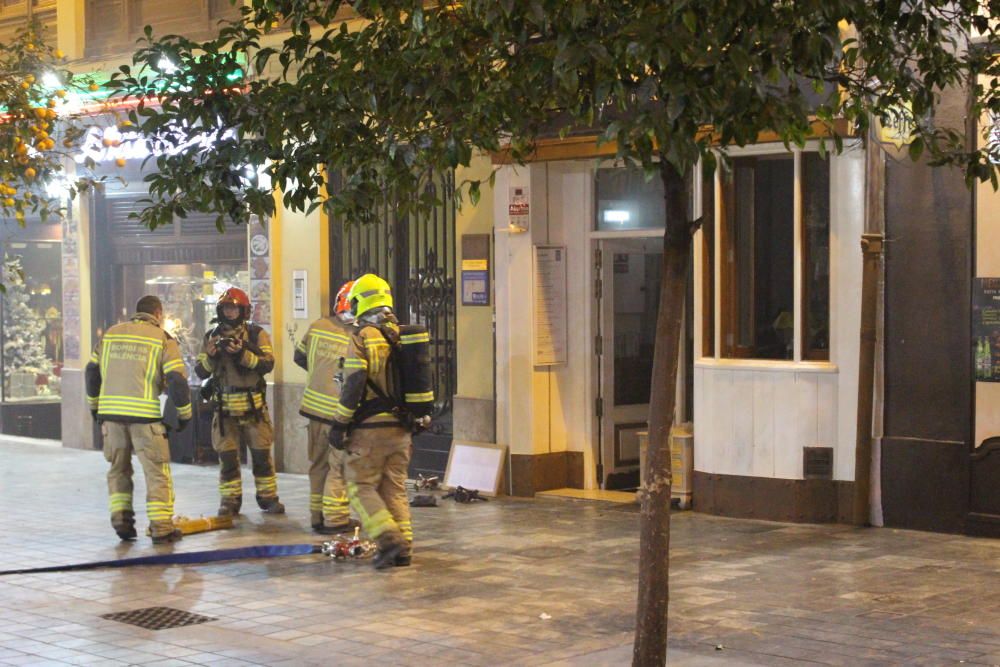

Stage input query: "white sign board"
[
  {"left": 532, "top": 245, "right": 568, "bottom": 366},
  {"left": 443, "top": 442, "right": 507, "bottom": 496}
]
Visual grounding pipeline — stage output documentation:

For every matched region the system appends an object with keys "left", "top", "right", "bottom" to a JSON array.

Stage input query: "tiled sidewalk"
[{"left": 1, "top": 437, "right": 999, "bottom": 666}]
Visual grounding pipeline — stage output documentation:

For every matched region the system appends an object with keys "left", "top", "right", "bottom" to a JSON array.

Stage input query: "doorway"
[{"left": 596, "top": 237, "right": 664, "bottom": 490}]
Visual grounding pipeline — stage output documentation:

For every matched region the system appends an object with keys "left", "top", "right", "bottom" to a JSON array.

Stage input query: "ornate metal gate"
[{"left": 329, "top": 173, "right": 457, "bottom": 478}]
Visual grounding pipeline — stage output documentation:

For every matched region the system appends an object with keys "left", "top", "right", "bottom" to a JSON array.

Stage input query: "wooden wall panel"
[
  {"left": 0, "top": 1, "right": 56, "bottom": 44},
  {"left": 85, "top": 0, "right": 240, "bottom": 57}
]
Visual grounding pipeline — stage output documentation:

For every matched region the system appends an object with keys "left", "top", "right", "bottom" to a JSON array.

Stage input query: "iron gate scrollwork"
[{"left": 329, "top": 172, "right": 457, "bottom": 477}]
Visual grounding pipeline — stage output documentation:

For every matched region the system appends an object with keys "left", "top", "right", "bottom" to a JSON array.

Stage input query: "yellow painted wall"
[
  {"left": 268, "top": 195, "right": 328, "bottom": 385},
  {"left": 455, "top": 154, "right": 496, "bottom": 401},
  {"left": 56, "top": 0, "right": 86, "bottom": 60},
  {"left": 976, "top": 168, "right": 1000, "bottom": 447}
]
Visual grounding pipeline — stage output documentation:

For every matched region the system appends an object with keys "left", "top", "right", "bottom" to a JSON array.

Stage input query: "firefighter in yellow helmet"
[
  {"left": 293, "top": 280, "right": 361, "bottom": 534},
  {"left": 195, "top": 287, "right": 284, "bottom": 516},
  {"left": 328, "top": 273, "right": 414, "bottom": 568},
  {"left": 85, "top": 295, "right": 192, "bottom": 543}
]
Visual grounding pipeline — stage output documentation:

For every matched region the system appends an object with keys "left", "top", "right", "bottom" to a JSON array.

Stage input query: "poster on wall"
[
  {"left": 248, "top": 215, "right": 271, "bottom": 330},
  {"left": 532, "top": 245, "right": 567, "bottom": 366},
  {"left": 61, "top": 215, "right": 81, "bottom": 360},
  {"left": 974, "top": 277, "right": 1000, "bottom": 381}
]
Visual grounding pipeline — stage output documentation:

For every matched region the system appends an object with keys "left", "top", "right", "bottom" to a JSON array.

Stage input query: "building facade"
[{"left": 3, "top": 1, "right": 997, "bottom": 537}]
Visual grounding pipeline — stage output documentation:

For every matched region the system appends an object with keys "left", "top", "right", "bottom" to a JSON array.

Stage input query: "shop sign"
[
  {"left": 877, "top": 102, "right": 916, "bottom": 149},
  {"left": 73, "top": 125, "right": 230, "bottom": 164}
]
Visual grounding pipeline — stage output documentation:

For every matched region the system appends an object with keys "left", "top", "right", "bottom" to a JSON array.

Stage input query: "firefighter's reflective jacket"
[
  {"left": 331, "top": 317, "right": 400, "bottom": 429},
  {"left": 293, "top": 316, "right": 354, "bottom": 424},
  {"left": 195, "top": 322, "right": 274, "bottom": 416},
  {"left": 85, "top": 313, "right": 192, "bottom": 423}
]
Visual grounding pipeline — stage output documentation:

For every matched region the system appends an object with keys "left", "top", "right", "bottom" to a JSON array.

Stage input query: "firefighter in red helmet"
[
  {"left": 195, "top": 286, "right": 284, "bottom": 516},
  {"left": 293, "top": 280, "right": 360, "bottom": 534}
]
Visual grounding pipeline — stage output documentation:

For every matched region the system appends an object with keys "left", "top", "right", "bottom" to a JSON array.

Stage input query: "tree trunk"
[{"left": 632, "top": 162, "right": 692, "bottom": 667}]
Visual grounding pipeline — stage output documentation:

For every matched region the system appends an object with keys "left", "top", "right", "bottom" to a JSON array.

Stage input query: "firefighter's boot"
[
  {"left": 151, "top": 528, "right": 182, "bottom": 544},
  {"left": 250, "top": 446, "right": 283, "bottom": 513},
  {"left": 313, "top": 518, "right": 360, "bottom": 535},
  {"left": 373, "top": 533, "right": 408, "bottom": 570},
  {"left": 257, "top": 495, "right": 285, "bottom": 514},
  {"left": 217, "top": 450, "right": 242, "bottom": 516},
  {"left": 112, "top": 510, "right": 137, "bottom": 541}
]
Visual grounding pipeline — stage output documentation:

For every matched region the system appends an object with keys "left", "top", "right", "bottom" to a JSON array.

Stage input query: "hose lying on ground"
[{"left": 0, "top": 543, "right": 321, "bottom": 576}]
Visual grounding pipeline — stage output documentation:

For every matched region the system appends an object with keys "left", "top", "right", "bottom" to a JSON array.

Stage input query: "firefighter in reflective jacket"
[
  {"left": 195, "top": 287, "right": 284, "bottom": 516},
  {"left": 328, "top": 273, "right": 414, "bottom": 569},
  {"left": 293, "top": 280, "right": 361, "bottom": 534},
  {"left": 85, "top": 295, "right": 192, "bottom": 544}
]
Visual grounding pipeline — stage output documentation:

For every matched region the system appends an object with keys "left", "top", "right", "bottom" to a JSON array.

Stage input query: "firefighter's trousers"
[
  {"left": 102, "top": 421, "right": 175, "bottom": 537},
  {"left": 344, "top": 425, "right": 412, "bottom": 550},
  {"left": 307, "top": 420, "right": 350, "bottom": 527},
  {"left": 211, "top": 411, "right": 279, "bottom": 511}
]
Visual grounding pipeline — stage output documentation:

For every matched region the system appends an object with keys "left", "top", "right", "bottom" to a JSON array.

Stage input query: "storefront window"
[
  {"left": 716, "top": 152, "right": 831, "bottom": 362},
  {"left": 1, "top": 242, "right": 63, "bottom": 401},
  {"left": 132, "top": 264, "right": 249, "bottom": 380}
]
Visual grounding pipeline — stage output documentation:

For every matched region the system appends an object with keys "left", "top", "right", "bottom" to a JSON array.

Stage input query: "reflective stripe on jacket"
[
  {"left": 296, "top": 317, "right": 354, "bottom": 423},
  {"left": 195, "top": 322, "right": 273, "bottom": 416},
  {"left": 333, "top": 319, "right": 399, "bottom": 428},
  {"left": 85, "top": 313, "right": 191, "bottom": 422}
]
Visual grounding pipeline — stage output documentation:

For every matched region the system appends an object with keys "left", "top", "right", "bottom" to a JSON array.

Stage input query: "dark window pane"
[
  {"left": 802, "top": 153, "right": 831, "bottom": 359},
  {"left": 702, "top": 174, "right": 715, "bottom": 357},
  {"left": 723, "top": 155, "right": 795, "bottom": 360},
  {"left": 613, "top": 252, "right": 662, "bottom": 405}
]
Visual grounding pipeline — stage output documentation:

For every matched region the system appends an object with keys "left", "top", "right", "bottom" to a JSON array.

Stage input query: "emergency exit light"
[{"left": 603, "top": 210, "right": 630, "bottom": 224}]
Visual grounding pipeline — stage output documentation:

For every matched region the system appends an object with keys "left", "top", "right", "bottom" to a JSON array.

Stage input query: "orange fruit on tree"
[
  {"left": 20, "top": 82, "right": 30, "bottom": 90},
  {"left": 3, "top": 198, "right": 14, "bottom": 207},
  {"left": 115, "top": 158, "right": 127, "bottom": 167},
  {"left": 55, "top": 89, "right": 66, "bottom": 98},
  {"left": 55, "top": 49, "right": 65, "bottom": 59},
  {"left": 88, "top": 83, "right": 99, "bottom": 92},
  {"left": 47, "top": 98, "right": 57, "bottom": 108},
  {"left": 24, "top": 167, "right": 36, "bottom": 180}
]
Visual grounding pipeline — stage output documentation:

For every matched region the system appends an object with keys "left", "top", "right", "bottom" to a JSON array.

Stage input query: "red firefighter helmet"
[
  {"left": 217, "top": 286, "right": 251, "bottom": 322},
  {"left": 334, "top": 280, "right": 354, "bottom": 318}
]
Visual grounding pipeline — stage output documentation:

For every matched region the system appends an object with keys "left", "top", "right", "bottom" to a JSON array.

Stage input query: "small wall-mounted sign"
[
  {"left": 508, "top": 185, "right": 529, "bottom": 232},
  {"left": 292, "top": 269, "right": 308, "bottom": 320},
  {"left": 461, "top": 234, "right": 491, "bottom": 306}
]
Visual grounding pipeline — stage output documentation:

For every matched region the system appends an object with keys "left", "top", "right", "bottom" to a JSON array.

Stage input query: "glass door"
[{"left": 597, "top": 238, "right": 663, "bottom": 489}]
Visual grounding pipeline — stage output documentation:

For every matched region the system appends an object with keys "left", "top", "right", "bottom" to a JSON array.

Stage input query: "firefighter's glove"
[
  {"left": 328, "top": 423, "right": 349, "bottom": 451},
  {"left": 223, "top": 337, "right": 243, "bottom": 354},
  {"left": 177, "top": 419, "right": 190, "bottom": 433},
  {"left": 205, "top": 337, "right": 221, "bottom": 358}
]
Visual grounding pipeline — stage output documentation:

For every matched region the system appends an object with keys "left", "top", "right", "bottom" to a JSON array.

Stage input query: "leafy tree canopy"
[
  {"left": 107, "top": 0, "right": 1000, "bottom": 231},
  {"left": 0, "top": 22, "right": 103, "bottom": 226}
]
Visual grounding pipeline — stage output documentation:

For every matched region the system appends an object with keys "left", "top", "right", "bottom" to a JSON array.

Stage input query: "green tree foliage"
[
  {"left": 0, "top": 22, "right": 99, "bottom": 225},
  {"left": 107, "top": 2, "right": 1000, "bottom": 664}
]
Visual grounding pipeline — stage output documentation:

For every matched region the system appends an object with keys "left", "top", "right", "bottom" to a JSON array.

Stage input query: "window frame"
[{"left": 700, "top": 146, "right": 832, "bottom": 365}]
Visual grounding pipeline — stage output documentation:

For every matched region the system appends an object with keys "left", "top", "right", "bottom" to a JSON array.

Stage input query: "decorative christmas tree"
[{"left": 2, "top": 258, "right": 52, "bottom": 397}]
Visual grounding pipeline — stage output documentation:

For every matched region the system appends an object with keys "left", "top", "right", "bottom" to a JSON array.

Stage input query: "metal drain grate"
[{"left": 101, "top": 606, "right": 216, "bottom": 631}]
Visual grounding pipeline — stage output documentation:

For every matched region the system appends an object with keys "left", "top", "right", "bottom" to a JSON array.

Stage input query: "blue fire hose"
[{"left": 0, "top": 543, "right": 321, "bottom": 576}]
